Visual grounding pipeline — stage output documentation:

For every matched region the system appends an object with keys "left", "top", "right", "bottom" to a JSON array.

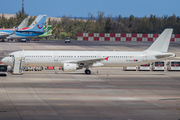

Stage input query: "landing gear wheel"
[{"left": 85, "top": 70, "right": 91, "bottom": 74}]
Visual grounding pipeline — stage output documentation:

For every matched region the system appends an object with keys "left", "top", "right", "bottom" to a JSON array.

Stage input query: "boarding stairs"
[{"left": 12, "top": 57, "right": 23, "bottom": 75}]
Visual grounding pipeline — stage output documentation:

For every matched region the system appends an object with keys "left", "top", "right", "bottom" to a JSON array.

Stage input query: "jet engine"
[{"left": 62, "top": 63, "right": 77, "bottom": 72}]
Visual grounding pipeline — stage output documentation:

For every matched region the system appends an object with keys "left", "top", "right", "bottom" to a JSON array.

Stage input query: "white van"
[
  {"left": 123, "top": 66, "right": 137, "bottom": 71},
  {"left": 167, "top": 60, "right": 180, "bottom": 71},
  {"left": 152, "top": 61, "right": 165, "bottom": 71},
  {"left": 138, "top": 63, "right": 151, "bottom": 71}
]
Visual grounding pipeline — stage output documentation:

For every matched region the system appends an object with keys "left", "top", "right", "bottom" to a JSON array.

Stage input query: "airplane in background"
[
  {"left": 39, "top": 25, "right": 52, "bottom": 38},
  {"left": 6, "top": 15, "right": 47, "bottom": 42},
  {"left": 32, "top": 25, "right": 52, "bottom": 40},
  {"left": 1, "top": 29, "right": 175, "bottom": 74},
  {"left": 0, "top": 18, "right": 29, "bottom": 42}
]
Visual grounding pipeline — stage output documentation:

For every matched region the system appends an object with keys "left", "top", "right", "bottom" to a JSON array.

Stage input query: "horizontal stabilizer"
[{"left": 155, "top": 53, "right": 175, "bottom": 58}]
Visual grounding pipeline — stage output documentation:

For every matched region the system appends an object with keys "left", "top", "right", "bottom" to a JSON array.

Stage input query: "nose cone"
[
  {"left": 1, "top": 57, "right": 12, "bottom": 65},
  {"left": 1, "top": 58, "right": 6, "bottom": 64}
]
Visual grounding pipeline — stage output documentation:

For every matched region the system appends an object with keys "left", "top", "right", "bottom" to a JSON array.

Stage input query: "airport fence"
[{"left": 77, "top": 33, "right": 180, "bottom": 42}]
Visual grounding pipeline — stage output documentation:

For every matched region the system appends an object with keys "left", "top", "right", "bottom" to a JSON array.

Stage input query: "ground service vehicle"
[
  {"left": 45, "top": 66, "right": 55, "bottom": 70},
  {"left": 167, "top": 60, "right": 180, "bottom": 71},
  {"left": 34, "top": 66, "right": 42, "bottom": 71},
  {"left": 0, "top": 64, "right": 8, "bottom": 76},
  {"left": 138, "top": 63, "right": 151, "bottom": 71},
  {"left": 152, "top": 61, "right": 165, "bottom": 71},
  {"left": 28, "top": 67, "right": 33, "bottom": 71},
  {"left": 123, "top": 66, "right": 137, "bottom": 71}
]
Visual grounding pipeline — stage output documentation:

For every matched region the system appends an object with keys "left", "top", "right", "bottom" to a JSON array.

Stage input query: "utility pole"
[{"left": 22, "top": 0, "right": 24, "bottom": 14}]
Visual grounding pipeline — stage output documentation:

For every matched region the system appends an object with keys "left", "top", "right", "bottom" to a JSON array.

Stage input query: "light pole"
[{"left": 22, "top": 0, "right": 24, "bottom": 14}]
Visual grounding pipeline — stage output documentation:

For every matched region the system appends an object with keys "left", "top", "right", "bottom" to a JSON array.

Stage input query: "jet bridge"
[{"left": 12, "top": 57, "right": 23, "bottom": 75}]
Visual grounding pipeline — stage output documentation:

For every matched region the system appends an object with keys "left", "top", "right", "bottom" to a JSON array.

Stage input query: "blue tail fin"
[
  {"left": 29, "top": 15, "right": 43, "bottom": 28},
  {"left": 18, "top": 15, "right": 47, "bottom": 33}
]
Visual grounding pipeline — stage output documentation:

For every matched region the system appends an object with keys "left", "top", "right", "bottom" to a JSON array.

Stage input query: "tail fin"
[
  {"left": 44, "top": 25, "right": 52, "bottom": 33},
  {"left": 39, "top": 25, "right": 52, "bottom": 38},
  {"left": 17, "top": 15, "right": 47, "bottom": 32},
  {"left": 145, "top": 29, "right": 173, "bottom": 53},
  {"left": 29, "top": 15, "right": 43, "bottom": 28},
  {"left": 18, "top": 18, "right": 29, "bottom": 29}
]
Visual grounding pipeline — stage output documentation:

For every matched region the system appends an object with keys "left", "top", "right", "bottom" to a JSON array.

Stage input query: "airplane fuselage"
[
  {"left": 2, "top": 50, "right": 164, "bottom": 67},
  {"left": 7, "top": 31, "right": 44, "bottom": 39},
  {"left": 0, "top": 30, "right": 14, "bottom": 39}
]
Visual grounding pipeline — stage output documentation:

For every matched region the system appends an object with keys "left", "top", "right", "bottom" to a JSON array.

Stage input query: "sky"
[{"left": 0, "top": 0, "right": 180, "bottom": 18}]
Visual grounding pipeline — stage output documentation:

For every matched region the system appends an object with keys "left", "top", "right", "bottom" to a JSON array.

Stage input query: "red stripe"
[{"left": 19, "top": 27, "right": 31, "bottom": 30}]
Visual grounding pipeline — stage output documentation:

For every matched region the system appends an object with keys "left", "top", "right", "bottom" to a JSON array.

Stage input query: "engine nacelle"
[{"left": 62, "top": 63, "right": 77, "bottom": 72}]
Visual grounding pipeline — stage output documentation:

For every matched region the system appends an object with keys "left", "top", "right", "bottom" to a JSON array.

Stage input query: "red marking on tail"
[
  {"left": 37, "top": 24, "right": 43, "bottom": 29},
  {"left": 105, "top": 57, "right": 109, "bottom": 61}
]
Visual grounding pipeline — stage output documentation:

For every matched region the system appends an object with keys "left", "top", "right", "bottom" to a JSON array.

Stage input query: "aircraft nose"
[{"left": 1, "top": 58, "right": 6, "bottom": 64}]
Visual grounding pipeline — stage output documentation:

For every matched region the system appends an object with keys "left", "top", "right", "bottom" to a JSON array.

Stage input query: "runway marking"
[
  {"left": 58, "top": 104, "right": 69, "bottom": 106},
  {"left": 51, "top": 98, "right": 61, "bottom": 100},
  {"left": 118, "top": 98, "right": 141, "bottom": 101},
  {"left": 153, "top": 103, "right": 161, "bottom": 107},
  {"left": 68, "top": 111, "right": 81, "bottom": 113},
  {"left": 44, "top": 91, "right": 52, "bottom": 93},
  {"left": 176, "top": 103, "right": 180, "bottom": 114},
  {"left": 86, "top": 85, "right": 115, "bottom": 88}
]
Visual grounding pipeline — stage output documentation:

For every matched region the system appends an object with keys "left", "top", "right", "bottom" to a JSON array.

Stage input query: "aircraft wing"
[{"left": 61, "top": 57, "right": 109, "bottom": 67}]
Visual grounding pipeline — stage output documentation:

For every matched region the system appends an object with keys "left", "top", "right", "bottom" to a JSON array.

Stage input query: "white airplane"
[{"left": 1, "top": 29, "right": 175, "bottom": 74}]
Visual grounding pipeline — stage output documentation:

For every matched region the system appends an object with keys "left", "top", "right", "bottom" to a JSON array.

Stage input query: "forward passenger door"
[{"left": 54, "top": 52, "right": 58, "bottom": 61}]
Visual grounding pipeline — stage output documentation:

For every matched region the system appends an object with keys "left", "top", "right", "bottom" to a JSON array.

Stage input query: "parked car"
[
  {"left": 167, "top": 60, "right": 180, "bottom": 71},
  {"left": 123, "top": 66, "right": 137, "bottom": 71},
  {"left": 65, "top": 37, "right": 71, "bottom": 43},
  {"left": 152, "top": 61, "right": 165, "bottom": 71},
  {"left": 138, "top": 63, "right": 151, "bottom": 71}
]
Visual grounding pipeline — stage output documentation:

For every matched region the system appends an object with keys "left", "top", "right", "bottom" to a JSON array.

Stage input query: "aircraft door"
[
  {"left": 142, "top": 52, "right": 147, "bottom": 61},
  {"left": 97, "top": 54, "right": 101, "bottom": 58},
  {"left": 54, "top": 52, "right": 58, "bottom": 61},
  {"left": 19, "top": 51, "right": 25, "bottom": 62}
]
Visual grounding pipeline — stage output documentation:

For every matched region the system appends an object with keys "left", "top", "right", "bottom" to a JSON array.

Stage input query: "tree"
[{"left": 15, "top": 10, "right": 28, "bottom": 27}]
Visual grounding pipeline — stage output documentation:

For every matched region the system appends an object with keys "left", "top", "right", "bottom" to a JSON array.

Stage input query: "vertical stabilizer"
[
  {"left": 17, "top": 15, "right": 47, "bottom": 32},
  {"left": 29, "top": 15, "right": 42, "bottom": 28},
  {"left": 145, "top": 29, "right": 173, "bottom": 52},
  {"left": 18, "top": 18, "right": 29, "bottom": 29}
]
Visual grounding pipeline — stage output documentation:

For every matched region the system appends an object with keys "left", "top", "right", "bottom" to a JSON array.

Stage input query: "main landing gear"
[{"left": 85, "top": 69, "right": 91, "bottom": 74}]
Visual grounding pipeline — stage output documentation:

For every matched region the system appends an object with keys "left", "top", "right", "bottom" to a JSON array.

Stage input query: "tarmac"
[{"left": 0, "top": 40, "right": 180, "bottom": 120}]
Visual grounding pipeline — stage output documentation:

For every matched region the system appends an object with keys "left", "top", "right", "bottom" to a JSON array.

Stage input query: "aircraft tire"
[{"left": 85, "top": 70, "right": 91, "bottom": 74}]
